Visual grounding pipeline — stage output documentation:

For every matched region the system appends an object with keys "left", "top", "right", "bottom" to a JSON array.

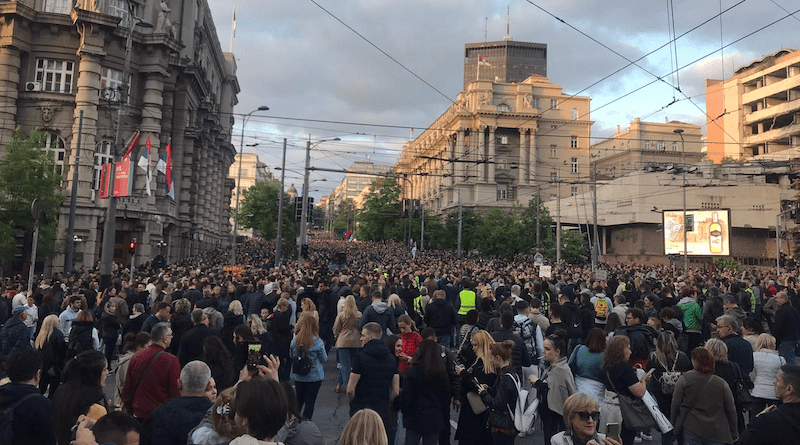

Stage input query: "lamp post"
[
  {"left": 299, "top": 137, "right": 339, "bottom": 263},
  {"left": 98, "top": 8, "right": 152, "bottom": 290},
  {"left": 231, "top": 105, "right": 269, "bottom": 265},
  {"left": 674, "top": 128, "right": 688, "bottom": 278}
]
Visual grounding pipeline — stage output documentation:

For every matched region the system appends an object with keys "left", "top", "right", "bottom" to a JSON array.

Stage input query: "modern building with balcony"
[{"left": 706, "top": 49, "right": 800, "bottom": 162}]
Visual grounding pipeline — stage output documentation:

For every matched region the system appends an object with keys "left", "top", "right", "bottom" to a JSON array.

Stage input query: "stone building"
[
  {"left": 0, "top": 0, "right": 239, "bottom": 273},
  {"left": 229, "top": 153, "right": 272, "bottom": 237},
  {"left": 394, "top": 73, "right": 591, "bottom": 217},
  {"left": 706, "top": 49, "right": 800, "bottom": 162}
]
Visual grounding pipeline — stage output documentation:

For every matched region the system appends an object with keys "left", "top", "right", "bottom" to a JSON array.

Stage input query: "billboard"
[{"left": 663, "top": 209, "right": 731, "bottom": 256}]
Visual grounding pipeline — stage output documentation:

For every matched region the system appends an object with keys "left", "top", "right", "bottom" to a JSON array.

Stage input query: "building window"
[
  {"left": 550, "top": 145, "right": 557, "bottom": 158},
  {"left": 571, "top": 186, "right": 578, "bottom": 196},
  {"left": 497, "top": 184, "right": 508, "bottom": 201},
  {"left": 550, "top": 99, "right": 558, "bottom": 109},
  {"left": 571, "top": 158, "right": 578, "bottom": 173},
  {"left": 108, "top": 0, "right": 138, "bottom": 27},
  {"left": 35, "top": 58, "right": 74, "bottom": 93},
  {"left": 42, "top": 133, "right": 66, "bottom": 178},
  {"left": 550, "top": 169, "right": 558, "bottom": 182},
  {"left": 532, "top": 97, "right": 539, "bottom": 108},
  {"left": 93, "top": 141, "right": 114, "bottom": 200},
  {"left": 551, "top": 125, "right": 558, "bottom": 130},
  {"left": 100, "top": 68, "right": 130, "bottom": 103},
  {"left": 43, "top": 0, "right": 71, "bottom": 14},
  {"left": 672, "top": 141, "right": 678, "bottom": 152},
  {"left": 571, "top": 108, "right": 578, "bottom": 120},
  {"left": 656, "top": 141, "right": 666, "bottom": 151},
  {"left": 645, "top": 140, "right": 651, "bottom": 150},
  {"left": 499, "top": 135, "right": 508, "bottom": 145},
  {"left": 496, "top": 154, "right": 508, "bottom": 170},
  {"left": 570, "top": 136, "right": 578, "bottom": 148}
]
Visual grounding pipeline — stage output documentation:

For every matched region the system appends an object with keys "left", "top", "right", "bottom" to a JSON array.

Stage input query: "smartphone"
[
  {"left": 246, "top": 342, "right": 262, "bottom": 370},
  {"left": 646, "top": 368, "right": 655, "bottom": 376},
  {"left": 606, "top": 423, "right": 621, "bottom": 441}
]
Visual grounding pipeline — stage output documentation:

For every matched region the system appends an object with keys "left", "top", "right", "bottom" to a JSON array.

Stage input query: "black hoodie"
[
  {"left": 350, "top": 339, "right": 398, "bottom": 417},
  {"left": 0, "top": 382, "right": 55, "bottom": 445}
]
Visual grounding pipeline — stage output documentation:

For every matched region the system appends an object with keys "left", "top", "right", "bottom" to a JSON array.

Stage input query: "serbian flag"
[
  {"left": 121, "top": 130, "right": 140, "bottom": 160},
  {"left": 478, "top": 55, "right": 492, "bottom": 66},
  {"left": 160, "top": 142, "right": 174, "bottom": 199},
  {"left": 137, "top": 136, "right": 153, "bottom": 196}
]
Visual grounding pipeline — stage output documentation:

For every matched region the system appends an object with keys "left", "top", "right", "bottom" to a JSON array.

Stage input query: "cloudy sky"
[{"left": 207, "top": 0, "right": 800, "bottom": 199}]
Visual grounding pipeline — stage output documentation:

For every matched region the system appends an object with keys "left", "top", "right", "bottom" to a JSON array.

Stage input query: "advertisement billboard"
[{"left": 663, "top": 209, "right": 731, "bottom": 256}]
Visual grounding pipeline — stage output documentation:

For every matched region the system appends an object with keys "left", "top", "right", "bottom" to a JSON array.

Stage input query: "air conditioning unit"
[{"left": 25, "top": 82, "right": 42, "bottom": 92}]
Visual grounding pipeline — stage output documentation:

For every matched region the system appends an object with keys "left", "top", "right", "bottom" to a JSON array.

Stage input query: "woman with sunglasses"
[
  {"left": 552, "top": 392, "right": 622, "bottom": 445},
  {"left": 530, "top": 331, "right": 577, "bottom": 444}
]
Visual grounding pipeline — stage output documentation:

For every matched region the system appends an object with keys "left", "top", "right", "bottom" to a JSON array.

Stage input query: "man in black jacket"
[
  {"left": 0, "top": 306, "right": 31, "bottom": 356},
  {"left": 423, "top": 290, "right": 458, "bottom": 348},
  {"left": 716, "top": 314, "right": 754, "bottom": 373},
  {"left": 737, "top": 365, "right": 800, "bottom": 445},
  {"left": 146, "top": 360, "right": 214, "bottom": 445},
  {"left": 491, "top": 310, "right": 532, "bottom": 373},
  {"left": 177, "top": 309, "right": 219, "bottom": 367},
  {"left": 347, "top": 322, "right": 399, "bottom": 444},
  {"left": 0, "top": 348, "right": 55, "bottom": 445},
  {"left": 773, "top": 291, "right": 800, "bottom": 365}
]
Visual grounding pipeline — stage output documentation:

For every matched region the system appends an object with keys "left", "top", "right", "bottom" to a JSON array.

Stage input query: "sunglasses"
[{"left": 576, "top": 411, "right": 600, "bottom": 422}]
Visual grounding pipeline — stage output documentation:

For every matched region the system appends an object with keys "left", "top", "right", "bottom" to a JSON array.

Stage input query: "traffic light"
[
  {"left": 301, "top": 244, "right": 309, "bottom": 258},
  {"left": 294, "top": 197, "right": 303, "bottom": 222},
  {"left": 129, "top": 239, "right": 136, "bottom": 255}
]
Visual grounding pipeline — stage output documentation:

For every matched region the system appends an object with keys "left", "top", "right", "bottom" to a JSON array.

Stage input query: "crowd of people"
[{"left": 0, "top": 235, "right": 799, "bottom": 445}]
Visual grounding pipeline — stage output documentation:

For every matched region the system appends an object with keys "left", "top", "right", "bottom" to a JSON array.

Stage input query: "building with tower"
[
  {"left": 463, "top": 38, "right": 547, "bottom": 90},
  {"left": 0, "top": 0, "right": 238, "bottom": 274}
]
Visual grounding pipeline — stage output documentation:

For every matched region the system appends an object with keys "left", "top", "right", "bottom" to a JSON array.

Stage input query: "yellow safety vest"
[{"left": 458, "top": 289, "right": 477, "bottom": 316}]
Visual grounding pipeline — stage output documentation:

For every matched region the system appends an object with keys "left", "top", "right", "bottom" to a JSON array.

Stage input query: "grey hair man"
[{"left": 148, "top": 360, "right": 214, "bottom": 445}]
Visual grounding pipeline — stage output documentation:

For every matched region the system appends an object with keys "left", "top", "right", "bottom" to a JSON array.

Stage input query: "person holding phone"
[{"left": 551, "top": 393, "right": 622, "bottom": 445}]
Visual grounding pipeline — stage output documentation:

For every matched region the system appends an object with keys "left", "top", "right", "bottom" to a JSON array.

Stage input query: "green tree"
[
  {"left": 239, "top": 179, "right": 298, "bottom": 250},
  {"left": 443, "top": 208, "right": 482, "bottom": 251},
  {"left": 356, "top": 178, "right": 405, "bottom": 241},
  {"left": 333, "top": 199, "right": 356, "bottom": 236},
  {"left": 0, "top": 128, "right": 64, "bottom": 276},
  {"left": 560, "top": 230, "right": 588, "bottom": 264},
  {"left": 473, "top": 208, "right": 524, "bottom": 257}
]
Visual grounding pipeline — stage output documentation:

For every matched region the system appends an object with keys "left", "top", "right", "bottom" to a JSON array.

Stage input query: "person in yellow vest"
[{"left": 457, "top": 280, "right": 477, "bottom": 325}]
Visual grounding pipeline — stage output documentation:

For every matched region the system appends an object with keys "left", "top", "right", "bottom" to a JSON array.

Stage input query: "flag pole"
[{"left": 229, "top": 6, "right": 235, "bottom": 52}]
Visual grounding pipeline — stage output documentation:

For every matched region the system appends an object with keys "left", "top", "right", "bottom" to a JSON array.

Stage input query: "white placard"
[{"left": 539, "top": 265, "right": 551, "bottom": 278}]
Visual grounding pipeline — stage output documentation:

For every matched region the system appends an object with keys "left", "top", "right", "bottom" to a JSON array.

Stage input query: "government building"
[{"left": 0, "top": 0, "right": 239, "bottom": 274}]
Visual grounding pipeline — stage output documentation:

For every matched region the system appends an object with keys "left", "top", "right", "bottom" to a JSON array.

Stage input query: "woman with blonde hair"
[
  {"left": 340, "top": 408, "right": 388, "bottom": 445},
  {"left": 299, "top": 298, "right": 319, "bottom": 322},
  {"left": 36, "top": 314, "right": 68, "bottom": 397},
  {"left": 222, "top": 300, "right": 245, "bottom": 352},
  {"left": 750, "top": 333, "right": 785, "bottom": 414},
  {"left": 705, "top": 337, "right": 748, "bottom": 432},
  {"left": 454, "top": 330, "right": 496, "bottom": 445},
  {"left": 552, "top": 392, "right": 621, "bottom": 445},
  {"left": 333, "top": 295, "right": 362, "bottom": 393},
  {"left": 290, "top": 314, "right": 327, "bottom": 419}
]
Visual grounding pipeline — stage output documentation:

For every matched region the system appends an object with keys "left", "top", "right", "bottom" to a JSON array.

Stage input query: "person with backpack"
[
  {"left": 512, "top": 301, "right": 542, "bottom": 367},
  {"left": 645, "top": 331, "right": 691, "bottom": 445},
  {"left": 476, "top": 340, "right": 520, "bottom": 445},
  {"left": 400, "top": 339, "right": 452, "bottom": 445},
  {"left": 591, "top": 286, "right": 613, "bottom": 329},
  {"left": 0, "top": 348, "right": 55, "bottom": 445},
  {"left": 289, "top": 315, "right": 327, "bottom": 420},
  {"left": 529, "top": 330, "right": 577, "bottom": 444},
  {"left": 557, "top": 293, "right": 584, "bottom": 355},
  {"left": 67, "top": 310, "right": 99, "bottom": 359}
]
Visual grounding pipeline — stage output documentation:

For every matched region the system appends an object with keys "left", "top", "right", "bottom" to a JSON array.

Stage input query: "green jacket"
[{"left": 677, "top": 298, "right": 702, "bottom": 332}]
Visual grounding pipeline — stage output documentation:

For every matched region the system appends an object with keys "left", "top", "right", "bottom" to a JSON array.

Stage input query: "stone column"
[
  {"left": 488, "top": 127, "right": 496, "bottom": 183},
  {"left": 0, "top": 47, "right": 20, "bottom": 150},
  {"left": 477, "top": 127, "right": 486, "bottom": 182},
  {"left": 456, "top": 129, "right": 465, "bottom": 184},
  {"left": 519, "top": 128, "right": 529, "bottom": 185},
  {"left": 528, "top": 129, "right": 536, "bottom": 185},
  {"left": 140, "top": 73, "right": 164, "bottom": 201}
]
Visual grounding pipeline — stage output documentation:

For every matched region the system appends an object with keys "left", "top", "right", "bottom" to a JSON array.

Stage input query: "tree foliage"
[
  {"left": 333, "top": 199, "right": 356, "bottom": 236},
  {"left": 0, "top": 128, "right": 64, "bottom": 275},
  {"left": 239, "top": 179, "right": 298, "bottom": 250},
  {"left": 355, "top": 178, "right": 404, "bottom": 242}
]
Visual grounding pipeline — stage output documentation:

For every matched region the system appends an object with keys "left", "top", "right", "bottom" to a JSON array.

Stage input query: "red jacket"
[
  {"left": 122, "top": 344, "right": 180, "bottom": 418},
  {"left": 399, "top": 331, "right": 422, "bottom": 375}
]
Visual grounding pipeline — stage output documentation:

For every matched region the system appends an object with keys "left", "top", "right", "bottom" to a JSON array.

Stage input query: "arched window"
[{"left": 41, "top": 133, "right": 66, "bottom": 179}]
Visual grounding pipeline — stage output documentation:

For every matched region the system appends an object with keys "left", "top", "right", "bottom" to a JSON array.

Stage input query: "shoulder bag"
[
  {"left": 122, "top": 350, "right": 164, "bottom": 414},
  {"left": 606, "top": 371, "right": 656, "bottom": 430},
  {"left": 673, "top": 375, "right": 713, "bottom": 437}
]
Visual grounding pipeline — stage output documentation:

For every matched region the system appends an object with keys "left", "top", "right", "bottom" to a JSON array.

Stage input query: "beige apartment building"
[
  {"left": 0, "top": 0, "right": 238, "bottom": 273},
  {"left": 230, "top": 153, "right": 273, "bottom": 237},
  {"left": 706, "top": 49, "right": 800, "bottom": 162},
  {"left": 394, "top": 73, "right": 591, "bottom": 216},
  {"left": 328, "top": 161, "right": 390, "bottom": 210}
]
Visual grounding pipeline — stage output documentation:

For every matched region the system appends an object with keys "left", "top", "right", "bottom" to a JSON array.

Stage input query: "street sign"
[
  {"left": 533, "top": 253, "right": 544, "bottom": 266},
  {"left": 539, "top": 265, "right": 551, "bottom": 278}
]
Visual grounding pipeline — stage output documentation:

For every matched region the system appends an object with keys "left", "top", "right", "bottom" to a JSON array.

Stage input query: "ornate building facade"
[
  {"left": 0, "top": 0, "right": 239, "bottom": 272},
  {"left": 394, "top": 74, "right": 591, "bottom": 217}
]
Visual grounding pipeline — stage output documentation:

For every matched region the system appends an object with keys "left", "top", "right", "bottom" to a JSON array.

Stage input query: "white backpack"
[{"left": 507, "top": 373, "right": 540, "bottom": 434}]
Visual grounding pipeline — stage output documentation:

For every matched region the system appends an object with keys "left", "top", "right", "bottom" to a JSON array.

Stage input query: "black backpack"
[
  {"left": 0, "top": 393, "right": 39, "bottom": 444},
  {"left": 292, "top": 347, "right": 313, "bottom": 376}
]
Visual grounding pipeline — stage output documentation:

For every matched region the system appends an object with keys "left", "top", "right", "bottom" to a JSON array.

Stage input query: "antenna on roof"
[
  {"left": 504, "top": 6, "right": 512, "bottom": 41},
  {"left": 484, "top": 17, "right": 488, "bottom": 42}
]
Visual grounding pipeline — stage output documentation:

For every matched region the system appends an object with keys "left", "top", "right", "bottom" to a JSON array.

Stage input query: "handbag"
[
  {"left": 732, "top": 362, "right": 754, "bottom": 408},
  {"left": 466, "top": 391, "right": 488, "bottom": 414},
  {"left": 657, "top": 352, "right": 681, "bottom": 394},
  {"left": 606, "top": 372, "right": 656, "bottom": 430}
]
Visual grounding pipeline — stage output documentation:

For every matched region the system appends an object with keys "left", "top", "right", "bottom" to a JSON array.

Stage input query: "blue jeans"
[
  {"left": 338, "top": 347, "right": 356, "bottom": 385},
  {"left": 683, "top": 428, "right": 726, "bottom": 445},
  {"left": 436, "top": 333, "right": 451, "bottom": 349},
  {"left": 779, "top": 341, "right": 796, "bottom": 365},
  {"left": 405, "top": 429, "right": 438, "bottom": 445}
]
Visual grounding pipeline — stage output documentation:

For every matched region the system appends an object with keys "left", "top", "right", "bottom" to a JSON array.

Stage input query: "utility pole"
[
  {"left": 556, "top": 181, "right": 562, "bottom": 265},
  {"left": 275, "top": 138, "right": 287, "bottom": 267},
  {"left": 591, "top": 157, "right": 599, "bottom": 272},
  {"left": 535, "top": 188, "right": 541, "bottom": 251},
  {"left": 457, "top": 191, "right": 463, "bottom": 257},
  {"left": 674, "top": 128, "right": 688, "bottom": 278},
  {"left": 65, "top": 110, "right": 84, "bottom": 274},
  {"left": 420, "top": 203, "right": 424, "bottom": 252}
]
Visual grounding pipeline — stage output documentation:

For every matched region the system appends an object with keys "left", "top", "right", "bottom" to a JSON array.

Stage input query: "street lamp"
[
  {"left": 299, "top": 137, "right": 339, "bottom": 263},
  {"left": 231, "top": 105, "right": 269, "bottom": 265},
  {"left": 674, "top": 128, "right": 688, "bottom": 278},
  {"left": 98, "top": 8, "right": 153, "bottom": 289}
]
